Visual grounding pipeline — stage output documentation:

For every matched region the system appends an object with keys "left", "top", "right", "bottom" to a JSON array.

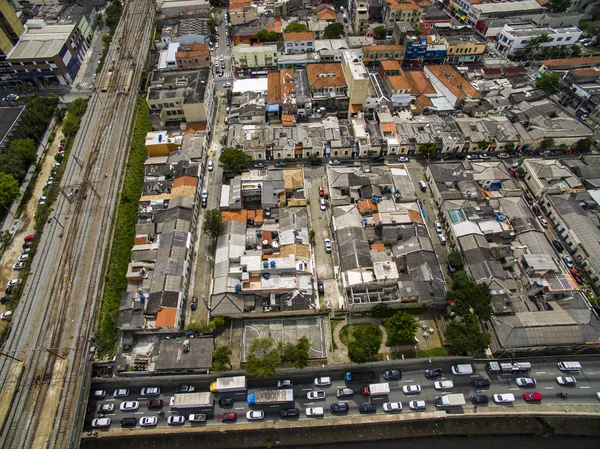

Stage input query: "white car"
[
  {"left": 113, "top": 389, "right": 129, "bottom": 398},
  {"left": 397, "top": 156, "right": 409, "bottom": 162},
  {"left": 208, "top": 160, "right": 214, "bottom": 171},
  {"left": 324, "top": 239, "right": 332, "bottom": 253},
  {"left": 119, "top": 401, "right": 139, "bottom": 411},
  {"left": 556, "top": 376, "right": 577, "bottom": 385},
  {"left": 18, "top": 254, "right": 29, "bottom": 262},
  {"left": 140, "top": 387, "right": 160, "bottom": 396},
  {"left": 306, "top": 407, "right": 324, "bottom": 417},
  {"left": 562, "top": 255, "right": 574, "bottom": 269},
  {"left": 167, "top": 415, "right": 186, "bottom": 425},
  {"left": 434, "top": 221, "right": 443, "bottom": 233},
  {"left": 596, "top": 392, "right": 600, "bottom": 401},
  {"left": 515, "top": 377, "right": 537, "bottom": 387},
  {"left": 408, "top": 400, "right": 426, "bottom": 411},
  {"left": 314, "top": 377, "right": 331, "bottom": 387},
  {"left": 493, "top": 394, "right": 515, "bottom": 404},
  {"left": 139, "top": 416, "right": 158, "bottom": 427},
  {"left": 328, "top": 159, "right": 341, "bottom": 165},
  {"left": 402, "top": 385, "right": 422, "bottom": 395},
  {"left": 434, "top": 380, "right": 454, "bottom": 390},
  {"left": 246, "top": 410, "right": 265, "bottom": 420},
  {"left": 7, "top": 279, "right": 21, "bottom": 287},
  {"left": 497, "top": 152, "right": 510, "bottom": 159},
  {"left": 91, "top": 417, "right": 111, "bottom": 428},
  {"left": 201, "top": 188, "right": 208, "bottom": 199},
  {"left": 12, "top": 262, "right": 24, "bottom": 270},
  {"left": 0, "top": 311, "right": 12, "bottom": 320},
  {"left": 382, "top": 402, "right": 402, "bottom": 413},
  {"left": 307, "top": 390, "right": 326, "bottom": 400}
]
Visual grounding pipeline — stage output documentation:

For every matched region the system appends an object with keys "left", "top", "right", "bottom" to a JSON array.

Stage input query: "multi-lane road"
[{"left": 85, "top": 360, "right": 600, "bottom": 432}]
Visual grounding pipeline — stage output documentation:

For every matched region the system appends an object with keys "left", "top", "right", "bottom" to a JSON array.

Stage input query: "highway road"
[
  {"left": 0, "top": 1, "right": 154, "bottom": 448},
  {"left": 84, "top": 360, "right": 600, "bottom": 432}
]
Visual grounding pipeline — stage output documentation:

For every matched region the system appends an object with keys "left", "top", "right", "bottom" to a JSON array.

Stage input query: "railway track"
[{"left": 0, "top": 1, "right": 154, "bottom": 448}]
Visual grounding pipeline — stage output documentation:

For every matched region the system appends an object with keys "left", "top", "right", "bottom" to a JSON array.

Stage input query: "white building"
[
  {"left": 284, "top": 31, "right": 315, "bottom": 55},
  {"left": 495, "top": 24, "right": 582, "bottom": 56}
]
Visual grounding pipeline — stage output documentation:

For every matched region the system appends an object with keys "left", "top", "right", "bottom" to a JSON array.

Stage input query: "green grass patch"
[
  {"left": 96, "top": 97, "right": 151, "bottom": 359},
  {"left": 416, "top": 347, "right": 447, "bottom": 357},
  {"left": 339, "top": 323, "right": 380, "bottom": 348}
]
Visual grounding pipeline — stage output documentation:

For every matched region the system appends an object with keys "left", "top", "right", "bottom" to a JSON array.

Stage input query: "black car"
[
  {"left": 330, "top": 402, "right": 349, "bottom": 414},
  {"left": 201, "top": 197, "right": 207, "bottom": 208},
  {"left": 275, "top": 161, "right": 287, "bottom": 167},
  {"left": 383, "top": 369, "right": 402, "bottom": 381},
  {"left": 175, "top": 385, "right": 194, "bottom": 393},
  {"left": 552, "top": 240, "right": 564, "bottom": 253},
  {"left": 424, "top": 368, "right": 443, "bottom": 379},
  {"left": 279, "top": 408, "right": 299, "bottom": 418},
  {"left": 254, "top": 162, "right": 266, "bottom": 168},
  {"left": 0, "top": 296, "right": 10, "bottom": 304},
  {"left": 471, "top": 395, "right": 489, "bottom": 404},
  {"left": 5, "top": 286, "right": 14, "bottom": 295},
  {"left": 219, "top": 397, "right": 234, "bottom": 407},
  {"left": 146, "top": 399, "right": 164, "bottom": 410},
  {"left": 359, "top": 403, "right": 376, "bottom": 414},
  {"left": 472, "top": 378, "right": 491, "bottom": 388},
  {"left": 317, "top": 282, "right": 324, "bottom": 295},
  {"left": 120, "top": 417, "right": 137, "bottom": 427},
  {"left": 191, "top": 297, "right": 198, "bottom": 311},
  {"left": 524, "top": 194, "right": 533, "bottom": 205}
]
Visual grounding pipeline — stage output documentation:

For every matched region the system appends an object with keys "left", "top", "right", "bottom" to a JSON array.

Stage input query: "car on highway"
[
  {"left": 306, "top": 407, "right": 324, "bottom": 417},
  {"left": 140, "top": 387, "right": 160, "bottom": 396},
  {"left": 120, "top": 417, "right": 137, "bottom": 427},
  {"left": 220, "top": 412, "right": 237, "bottom": 422},
  {"left": 330, "top": 402, "right": 349, "bottom": 414},
  {"left": 595, "top": 392, "right": 600, "bottom": 401},
  {"left": 493, "top": 394, "right": 515, "bottom": 404},
  {"left": 277, "top": 379, "right": 293, "bottom": 388},
  {"left": 97, "top": 403, "right": 115, "bottom": 413},
  {"left": 471, "top": 395, "right": 489, "bottom": 404},
  {"left": 92, "top": 390, "right": 106, "bottom": 399},
  {"left": 382, "top": 402, "right": 402, "bottom": 413},
  {"left": 167, "top": 415, "right": 186, "bottom": 425},
  {"left": 434, "top": 380, "right": 454, "bottom": 390},
  {"left": 119, "top": 401, "right": 139, "bottom": 411},
  {"left": 409, "top": 400, "right": 426, "bottom": 411},
  {"left": 219, "top": 397, "right": 234, "bottom": 407},
  {"left": 12, "top": 263, "right": 24, "bottom": 270},
  {"left": 397, "top": 156, "right": 409, "bottom": 162},
  {"left": 336, "top": 388, "right": 354, "bottom": 398},
  {"left": 402, "top": 385, "right": 422, "bottom": 395},
  {"left": 359, "top": 403, "right": 376, "bottom": 414},
  {"left": 324, "top": 239, "right": 332, "bottom": 253},
  {"left": 556, "top": 376, "right": 577, "bottom": 385},
  {"left": 113, "top": 389, "right": 129, "bottom": 398},
  {"left": 139, "top": 416, "right": 158, "bottom": 427},
  {"left": 175, "top": 385, "right": 195, "bottom": 393},
  {"left": 279, "top": 408, "right": 299, "bottom": 418},
  {"left": 314, "top": 376, "right": 331, "bottom": 387},
  {"left": 0, "top": 311, "right": 12, "bottom": 320},
  {"left": 319, "top": 186, "right": 325, "bottom": 197},
  {"left": 146, "top": 399, "right": 164, "bottom": 410},
  {"left": 472, "top": 378, "right": 491, "bottom": 388},
  {"left": 246, "top": 410, "right": 265, "bottom": 420},
  {"left": 523, "top": 392, "right": 542, "bottom": 402},
  {"left": 515, "top": 377, "right": 537, "bottom": 387},
  {"left": 383, "top": 369, "right": 402, "bottom": 380},
  {"left": 328, "top": 159, "right": 341, "bottom": 165},
  {"left": 307, "top": 390, "right": 326, "bottom": 400},
  {"left": 91, "top": 418, "right": 111, "bottom": 428},
  {"left": 425, "top": 368, "right": 443, "bottom": 379}
]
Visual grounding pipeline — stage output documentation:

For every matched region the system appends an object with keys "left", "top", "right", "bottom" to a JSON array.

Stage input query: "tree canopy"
[
  {"left": 0, "top": 173, "right": 20, "bottom": 206},
  {"left": 105, "top": 0, "right": 123, "bottom": 34},
  {"left": 447, "top": 250, "right": 464, "bottom": 272},
  {"left": 0, "top": 152, "right": 26, "bottom": 182},
  {"left": 384, "top": 311, "right": 418, "bottom": 346},
  {"left": 548, "top": 0, "right": 571, "bottom": 13},
  {"left": 347, "top": 325, "right": 382, "bottom": 363},
  {"left": 445, "top": 313, "right": 491, "bottom": 356},
  {"left": 284, "top": 22, "right": 309, "bottom": 32},
  {"left": 373, "top": 26, "right": 387, "bottom": 40},
  {"left": 419, "top": 142, "right": 437, "bottom": 158},
  {"left": 446, "top": 271, "right": 492, "bottom": 321},
  {"left": 278, "top": 336, "right": 311, "bottom": 369},
  {"left": 575, "top": 139, "right": 592, "bottom": 153},
  {"left": 536, "top": 72, "right": 560, "bottom": 95},
  {"left": 219, "top": 147, "right": 252, "bottom": 173},
  {"left": 9, "top": 139, "right": 37, "bottom": 167},
  {"left": 323, "top": 22, "right": 344, "bottom": 39},
  {"left": 212, "top": 346, "right": 232, "bottom": 371},
  {"left": 539, "top": 138, "right": 555, "bottom": 151},
  {"left": 255, "top": 30, "right": 281, "bottom": 42},
  {"left": 245, "top": 338, "right": 281, "bottom": 378},
  {"left": 202, "top": 208, "right": 224, "bottom": 240}
]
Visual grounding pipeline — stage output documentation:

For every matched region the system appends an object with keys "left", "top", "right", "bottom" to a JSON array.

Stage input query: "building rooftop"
[
  {"left": 148, "top": 68, "right": 210, "bottom": 103},
  {"left": 542, "top": 56, "right": 600, "bottom": 68},
  {"left": 472, "top": 0, "right": 543, "bottom": 14},
  {"left": 306, "top": 63, "right": 346, "bottom": 88},
  {"left": 175, "top": 17, "right": 210, "bottom": 38},
  {"left": 284, "top": 31, "right": 315, "bottom": 42},
  {"left": 7, "top": 20, "right": 76, "bottom": 60},
  {"left": 386, "top": 0, "right": 421, "bottom": 10},
  {"left": 426, "top": 65, "right": 481, "bottom": 99}
]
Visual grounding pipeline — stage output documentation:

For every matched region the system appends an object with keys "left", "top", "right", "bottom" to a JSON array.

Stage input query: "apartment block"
[{"left": 496, "top": 24, "right": 582, "bottom": 56}]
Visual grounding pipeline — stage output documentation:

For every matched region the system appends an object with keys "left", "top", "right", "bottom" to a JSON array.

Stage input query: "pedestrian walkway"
[{"left": 328, "top": 317, "right": 349, "bottom": 365}]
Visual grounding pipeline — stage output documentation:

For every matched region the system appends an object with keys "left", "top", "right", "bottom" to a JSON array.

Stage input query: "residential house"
[
  {"left": 306, "top": 63, "right": 350, "bottom": 117},
  {"left": 231, "top": 43, "right": 279, "bottom": 75},
  {"left": 384, "top": 0, "right": 423, "bottom": 27},
  {"left": 362, "top": 44, "right": 405, "bottom": 65},
  {"left": 284, "top": 31, "right": 315, "bottom": 55}
]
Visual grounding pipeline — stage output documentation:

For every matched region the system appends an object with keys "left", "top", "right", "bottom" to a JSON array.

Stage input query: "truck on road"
[
  {"left": 362, "top": 383, "right": 390, "bottom": 396},
  {"left": 345, "top": 371, "right": 377, "bottom": 382},
  {"left": 169, "top": 392, "right": 213, "bottom": 409},
  {"left": 210, "top": 376, "right": 247, "bottom": 393},
  {"left": 433, "top": 393, "right": 466, "bottom": 408},
  {"left": 247, "top": 389, "right": 294, "bottom": 405}
]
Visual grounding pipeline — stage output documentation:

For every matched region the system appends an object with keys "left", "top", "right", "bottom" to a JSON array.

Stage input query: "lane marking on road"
[
  {"left": 235, "top": 407, "right": 244, "bottom": 410},
  {"left": 535, "top": 372, "right": 546, "bottom": 374},
  {"left": 269, "top": 405, "right": 279, "bottom": 408},
  {"left": 509, "top": 388, "right": 519, "bottom": 391},
  {"left": 403, "top": 380, "right": 414, "bottom": 383},
  {"left": 134, "top": 411, "right": 144, "bottom": 414},
  {"left": 544, "top": 387, "right": 554, "bottom": 389},
  {"left": 302, "top": 403, "right": 310, "bottom": 406},
  {"left": 579, "top": 386, "right": 591, "bottom": 389},
  {"left": 301, "top": 388, "right": 312, "bottom": 391}
]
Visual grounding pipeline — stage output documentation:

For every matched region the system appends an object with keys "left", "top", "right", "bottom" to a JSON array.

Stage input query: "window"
[
  {"left": 556, "top": 37, "right": 563, "bottom": 42},
  {"left": 565, "top": 37, "right": 571, "bottom": 41},
  {"left": 258, "top": 154, "right": 262, "bottom": 158}
]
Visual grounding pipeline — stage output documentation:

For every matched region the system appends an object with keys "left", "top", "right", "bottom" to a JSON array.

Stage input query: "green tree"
[
  {"left": 516, "top": 166, "right": 526, "bottom": 177},
  {"left": 372, "top": 302, "right": 392, "bottom": 319},
  {"left": 447, "top": 250, "right": 464, "bottom": 272},
  {"left": 539, "top": 138, "right": 555, "bottom": 151},
  {"left": 446, "top": 271, "right": 493, "bottom": 321},
  {"left": 445, "top": 314, "right": 491, "bottom": 356},
  {"left": 23, "top": 96, "right": 58, "bottom": 140},
  {"left": 105, "top": 0, "right": 123, "bottom": 33},
  {"left": 373, "top": 26, "right": 387, "bottom": 40},
  {"left": 591, "top": 5, "right": 600, "bottom": 20},
  {"left": 548, "top": 0, "right": 571, "bottom": 13},
  {"left": 571, "top": 44, "right": 583, "bottom": 58},
  {"left": 308, "top": 230, "right": 315, "bottom": 242},
  {"left": 254, "top": 30, "right": 281, "bottom": 42},
  {"left": 202, "top": 208, "right": 224, "bottom": 239},
  {"left": 9, "top": 139, "right": 37, "bottom": 167},
  {"left": 419, "top": 142, "right": 437, "bottom": 158},
  {"left": 536, "top": 72, "right": 560, "bottom": 94},
  {"left": 293, "top": 336, "right": 310, "bottom": 369},
  {"left": 285, "top": 22, "right": 309, "bottom": 32},
  {"left": 212, "top": 346, "right": 232, "bottom": 371},
  {"left": 219, "top": 147, "right": 252, "bottom": 173},
  {"left": 413, "top": 25, "right": 423, "bottom": 36},
  {"left": 323, "top": 22, "right": 345, "bottom": 39},
  {"left": 0, "top": 173, "right": 20, "bottom": 206},
  {"left": 245, "top": 338, "right": 281, "bottom": 378},
  {"left": 384, "top": 311, "right": 418, "bottom": 346},
  {"left": 505, "top": 142, "right": 515, "bottom": 153},
  {"left": 0, "top": 152, "right": 26, "bottom": 182},
  {"left": 478, "top": 140, "right": 491, "bottom": 151},
  {"left": 576, "top": 139, "right": 592, "bottom": 153},
  {"left": 347, "top": 325, "right": 382, "bottom": 363},
  {"left": 209, "top": 316, "right": 226, "bottom": 330}
]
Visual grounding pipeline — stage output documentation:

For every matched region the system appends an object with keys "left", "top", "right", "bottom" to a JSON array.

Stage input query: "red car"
[
  {"left": 523, "top": 392, "right": 542, "bottom": 402},
  {"left": 146, "top": 399, "right": 164, "bottom": 410},
  {"left": 220, "top": 412, "right": 237, "bottom": 422},
  {"left": 319, "top": 186, "right": 325, "bottom": 197},
  {"left": 570, "top": 269, "right": 583, "bottom": 284},
  {"left": 24, "top": 234, "right": 34, "bottom": 243},
  {"left": 532, "top": 205, "right": 541, "bottom": 216}
]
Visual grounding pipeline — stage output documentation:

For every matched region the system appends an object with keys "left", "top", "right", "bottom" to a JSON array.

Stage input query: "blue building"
[{"left": 403, "top": 39, "right": 447, "bottom": 68}]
